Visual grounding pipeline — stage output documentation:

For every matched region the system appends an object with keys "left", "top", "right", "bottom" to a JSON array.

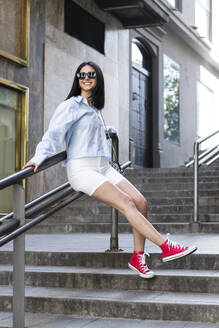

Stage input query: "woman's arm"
[{"left": 22, "top": 100, "right": 77, "bottom": 171}]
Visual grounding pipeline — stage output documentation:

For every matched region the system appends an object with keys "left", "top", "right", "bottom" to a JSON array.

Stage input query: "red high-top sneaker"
[
  {"left": 128, "top": 251, "right": 155, "bottom": 279},
  {"left": 161, "top": 239, "right": 197, "bottom": 262}
]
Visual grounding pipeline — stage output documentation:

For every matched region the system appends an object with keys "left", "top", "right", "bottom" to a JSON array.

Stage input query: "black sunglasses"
[{"left": 77, "top": 71, "right": 97, "bottom": 80}]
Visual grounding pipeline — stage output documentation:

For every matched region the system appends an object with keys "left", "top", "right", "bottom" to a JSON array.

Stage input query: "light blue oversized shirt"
[{"left": 30, "top": 96, "right": 111, "bottom": 167}]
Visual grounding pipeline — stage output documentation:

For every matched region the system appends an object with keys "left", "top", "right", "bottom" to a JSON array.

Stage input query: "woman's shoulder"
[{"left": 57, "top": 96, "right": 81, "bottom": 111}]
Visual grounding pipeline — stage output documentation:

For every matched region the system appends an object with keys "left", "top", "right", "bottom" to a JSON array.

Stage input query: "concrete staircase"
[
  {"left": 29, "top": 166, "right": 219, "bottom": 234},
  {"left": 0, "top": 234, "right": 219, "bottom": 326},
  {"left": 0, "top": 165, "right": 219, "bottom": 326}
]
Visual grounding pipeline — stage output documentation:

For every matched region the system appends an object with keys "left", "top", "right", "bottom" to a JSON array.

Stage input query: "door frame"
[
  {"left": 130, "top": 37, "right": 154, "bottom": 168},
  {"left": 130, "top": 30, "right": 161, "bottom": 167}
]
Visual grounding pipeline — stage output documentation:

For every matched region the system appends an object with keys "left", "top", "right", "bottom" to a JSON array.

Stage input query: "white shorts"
[{"left": 66, "top": 156, "right": 125, "bottom": 196}]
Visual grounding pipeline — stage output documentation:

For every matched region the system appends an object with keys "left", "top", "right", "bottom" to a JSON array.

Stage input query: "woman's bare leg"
[
  {"left": 92, "top": 181, "right": 165, "bottom": 247},
  {"left": 115, "top": 179, "right": 147, "bottom": 252}
]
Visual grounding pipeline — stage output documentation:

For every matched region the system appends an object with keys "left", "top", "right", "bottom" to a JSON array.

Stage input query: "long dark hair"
[{"left": 65, "top": 61, "right": 105, "bottom": 110}]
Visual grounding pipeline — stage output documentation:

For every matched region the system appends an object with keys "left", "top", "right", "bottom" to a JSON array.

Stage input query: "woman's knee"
[
  {"left": 133, "top": 195, "right": 148, "bottom": 214},
  {"left": 120, "top": 194, "right": 137, "bottom": 214}
]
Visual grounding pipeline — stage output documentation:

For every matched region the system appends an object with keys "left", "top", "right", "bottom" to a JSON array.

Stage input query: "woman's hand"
[{"left": 22, "top": 162, "right": 39, "bottom": 173}]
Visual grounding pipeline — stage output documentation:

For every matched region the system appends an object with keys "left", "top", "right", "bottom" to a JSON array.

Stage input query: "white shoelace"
[
  {"left": 137, "top": 253, "right": 150, "bottom": 273},
  {"left": 166, "top": 233, "right": 185, "bottom": 251},
  {"left": 167, "top": 240, "right": 180, "bottom": 249}
]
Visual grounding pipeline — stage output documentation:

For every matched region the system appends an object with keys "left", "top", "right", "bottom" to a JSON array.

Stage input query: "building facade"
[{"left": 0, "top": 0, "right": 219, "bottom": 213}]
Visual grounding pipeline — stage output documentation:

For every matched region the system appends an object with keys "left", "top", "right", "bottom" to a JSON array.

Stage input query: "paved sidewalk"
[{"left": 0, "top": 233, "right": 219, "bottom": 254}]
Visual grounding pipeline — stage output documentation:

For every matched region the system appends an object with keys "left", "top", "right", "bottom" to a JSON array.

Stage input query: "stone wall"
[{"left": 0, "top": 0, "right": 46, "bottom": 203}]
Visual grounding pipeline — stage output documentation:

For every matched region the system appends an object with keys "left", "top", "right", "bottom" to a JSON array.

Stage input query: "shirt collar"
[{"left": 74, "top": 95, "right": 88, "bottom": 105}]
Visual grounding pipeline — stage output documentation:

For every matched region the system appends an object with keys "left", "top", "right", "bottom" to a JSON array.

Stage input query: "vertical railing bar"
[
  {"left": 110, "top": 135, "right": 119, "bottom": 251},
  {"left": 194, "top": 142, "right": 199, "bottom": 223},
  {"left": 13, "top": 182, "right": 25, "bottom": 328},
  {"left": 192, "top": 130, "right": 219, "bottom": 224}
]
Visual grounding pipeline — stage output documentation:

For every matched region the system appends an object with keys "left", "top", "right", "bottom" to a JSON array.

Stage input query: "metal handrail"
[
  {"left": 185, "top": 145, "right": 218, "bottom": 167},
  {"left": 199, "top": 146, "right": 219, "bottom": 165},
  {"left": 0, "top": 151, "right": 66, "bottom": 190},
  {"left": 0, "top": 151, "right": 69, "bottom": 237},
  {"left": 0, "top": 183, "right": 76, "bottom": 237},
  {"left": 206, "top": 153, "right": 219, "bottom": 166},
  {"left": 193, "top": 129, "right": 219, "bottom": 222},
  {"left": 0, "top": 191, "right": 83, "bottom": 247}
]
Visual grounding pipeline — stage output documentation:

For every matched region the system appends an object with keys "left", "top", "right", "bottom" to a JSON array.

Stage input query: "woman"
[{"left": 23, "top": 61, "right": 197, "bottom": 279}]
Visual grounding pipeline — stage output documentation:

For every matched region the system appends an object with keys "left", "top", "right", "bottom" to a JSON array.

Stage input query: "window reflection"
[
  {"left": 197, "top": 66, "right": 219, "bottom": 150},
  {"left": 167, "top": 0, "right": 176, "bottom": 7},
  {"left": 132, "top": 42, "right": 143, "bottom": 68},
  {"left": 195, "top": 0, "right": 211, "bottom": 41},
  {"left": 163, "top": 55, "right": 180, "bottom": 144},
  {"left": 0, "top": 86, "right": 17, "bottom": 214}
]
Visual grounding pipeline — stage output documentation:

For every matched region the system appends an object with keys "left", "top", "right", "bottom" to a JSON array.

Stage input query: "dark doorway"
[{"left": 131, "top": 39, "right": 153, "bottom": 168}]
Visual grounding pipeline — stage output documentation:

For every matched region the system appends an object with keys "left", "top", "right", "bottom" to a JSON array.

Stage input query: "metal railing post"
[
  {"left": 110, "top": 135, "right": 119, "bottom": 251},
  {"left": 13, "top": 182, "right": 25, "bottom": 328},
  {"left": 194, "top": 142, "right": 199, "bottom": 223},
  {"left": 129, "top": 138, "right": 135, "bottom": 168}
]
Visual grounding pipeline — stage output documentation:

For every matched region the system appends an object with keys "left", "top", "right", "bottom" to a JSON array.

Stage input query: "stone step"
[
  {"left": 48, "top": 203, "right": 219, "bottom": 218},
  {"left": 150, "top": 213, "right": 219, "bottom": 222},
  {"left": 0, "top": 250, "right": 218, "bottom": 270},
  {"left": 52, "top": 196, "right": 194, "bottom": 208},
  {"left": 144, "top": 189, "right": 219, "bottom": 197},
  {"left": 27, "top": 222, "right": 219, "bottom": 234},
  {"left": 5, "top": 216, "right": 213, "bottom": 235},
  {"left": 132, "top": 182, "right": 219, "bottom": 191},
  {"left": 0, "top": 312, "right": 218, "bottom": 328},
  {"left": 0, "top": 286, "right": 218, "bottom": 322},
  {"left": 0, "top": 265, "right": 218, "bottom": 294},
  {"left": 149, "top": 204, "right": 219, "bottom": 214},
  {"left": 39, "top": 213, "right": 182, "bottom": 224},
  {"left": 64, "top": 189, "right": 218, "bottom": 203},
  {"left": 125, "top": 167, "right": 219, "bottom": 176},
  {"left": 150, "top": 196, "right": 219, "bottom": 206},
  {"left": 127, "top": 176, "right": 219, "bottom": 184},
  {"left": 30, "top": 208, "right": 219, "bottom": 224},
  {"left": 63, "top": 196, "right": 219, "bottom": 208}
]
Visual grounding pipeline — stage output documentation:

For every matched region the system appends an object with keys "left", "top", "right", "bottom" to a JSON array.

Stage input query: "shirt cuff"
[{"left": 29, "top": 155, "right": 47, "bottom": 167}]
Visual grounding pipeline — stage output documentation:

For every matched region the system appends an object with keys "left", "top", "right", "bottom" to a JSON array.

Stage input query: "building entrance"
[{"left": 131, "top": 40, "right": 152, "bottom": 168}]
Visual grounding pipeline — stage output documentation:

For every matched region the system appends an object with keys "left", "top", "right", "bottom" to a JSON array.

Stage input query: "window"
[
  {"left": 0, "top": 0, "right": 30, "bottom": 65},
  {"left": 0, "top": 79, "right": 28, "bottom": 215},
  {"left": 0, "top": 86, "right": 17, "bottom": 214},
  {"left": 131, "top": 39, "right": 152, "bottom": 72},
  {"left": 195, "top": 0, "right": 212, "bottom": 41},
  {"left": 167, "top": 0, "right": 176, "bottom": 7},
  {"left": 64, "top": 0, "right": 105, "bottom": 54},
  {"left": 197, "top": 66, "right": 219, "bottom": 149},
  {"left": 163, "top": 55, "right": 180, "bottom": 144},
  {"left": 166, "top": 0, "right": 182, "bottom": 11},
  {"left": 197, "top": 81, "right": 213, "bottom": 139},
  {"left": 132, "top": 42, "right": 143, "bottom": 68}
]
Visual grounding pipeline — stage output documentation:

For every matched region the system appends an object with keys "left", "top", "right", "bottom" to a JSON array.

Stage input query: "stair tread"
[
  {"left": 0, "top": 233, "right": 218, "bottom": 254},
  {"left": 0, "top": 265, "right": 218, "bottom": 277},
  {"left": 0, "top": 312, "right": 218, "bottom": 328},
  {"left": 27, "top": 222, "right": 219, "bottom": 226},
  {"left": 30, "top": 222, "right": 192, "bottom": 226},
  {"left": 1, "top": 286, "right": 219, "bottom": 305}
]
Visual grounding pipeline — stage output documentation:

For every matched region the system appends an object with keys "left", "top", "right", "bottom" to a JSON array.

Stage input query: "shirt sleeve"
[{"left": 29, "top": 100, "right": 77, "bottom": 166}]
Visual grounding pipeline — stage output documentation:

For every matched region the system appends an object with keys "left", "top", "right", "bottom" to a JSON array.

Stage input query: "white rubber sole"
[
  {"left": 128, "top": 263, "right": 155, "bottom": 279},
  {"left": 162, "top": 245, "right": 198, "bottom": 262}
]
